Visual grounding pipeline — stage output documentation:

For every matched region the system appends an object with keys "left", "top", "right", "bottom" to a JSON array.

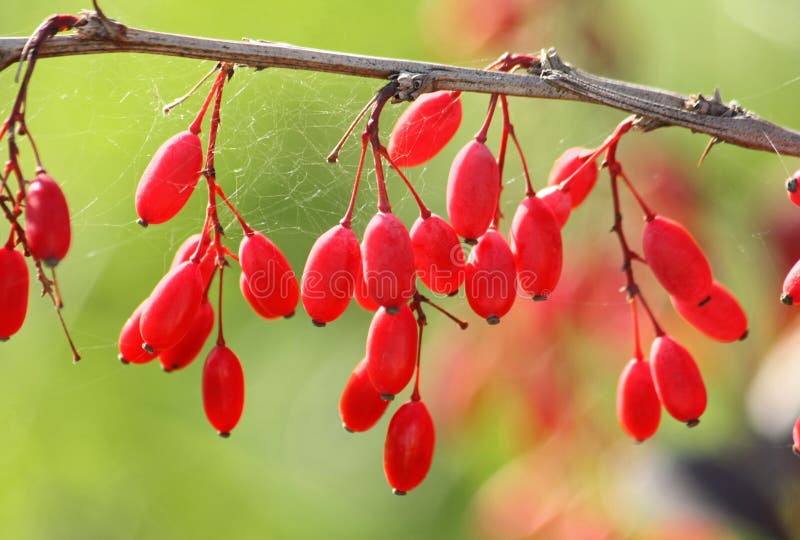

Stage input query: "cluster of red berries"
[
  {"left": 0, "top": 16, "right": 775, "bottom": 495},
  {"left": 117, "top": 64, "right": 300, "bottom": 437},
  {"left": 0, "top": 15, "right": 80, "bottom": 359}
]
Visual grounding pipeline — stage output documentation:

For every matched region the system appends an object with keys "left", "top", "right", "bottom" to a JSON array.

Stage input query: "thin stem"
[
  {"left": 607, "top": 136, "right": 664, "bottom": 337},
  {"left": 381, "top": 148, "right": 430, "bottom": 219},
  {"left": 618, "top": 169, "right": 655, "bottom": 220},
  {"left": 2, "top": 15, "right": 799, "bottom": 156},
  {"left": 499, "top": 95, "right": 535, "bottom": 197},
  {"left": 474, "top": 94, "right": 499, "bottom": 144},
  {"left": 164, "top": 62, "right": 220, "bottom": 116},
  {"left": 418, "top": 295, "right": 468, "bottom": 329},
  {"left": 188, "top": 67, "right": 225, "bottom": 135},
  {"left": 631, "top": 296, "right": 643, "bottom": 360},
  {"left": 214, "top": 183, "right": 252, "bottom": 234},
  {"left": 216, "top": 259, "right": 226, "bottom": 347},
  {"left": 327, "top": 93, "right": 377, "bottom": 163},
  {"left": 340, "top": 132, "right": 369, "bottom": 228}
]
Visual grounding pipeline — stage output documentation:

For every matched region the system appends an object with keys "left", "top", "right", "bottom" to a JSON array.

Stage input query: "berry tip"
[
  {"left": 311, "top": 320, "right": 326, "bottom": 328},
  {"left": 218, "top": 431, "right": 231, "bottom": 438},
  {"left": 380, "top": 393, "right": 395, "bottom": 401},
  {"left": 486, "top": 315, "right": 500, "bottom": 325},
  {"left": 686, "top": 419, "right": 700, "bottom": 428},
  {"left": 392, "top": 489, "right": 407, "bottom": 496}
]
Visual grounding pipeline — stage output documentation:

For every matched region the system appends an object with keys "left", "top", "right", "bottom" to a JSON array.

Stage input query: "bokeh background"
[{"left": 2, "top": 0, "right": 800, "bottom": 538}]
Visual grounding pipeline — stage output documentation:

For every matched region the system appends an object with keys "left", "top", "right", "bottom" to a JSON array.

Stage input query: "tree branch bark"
[{"left": 1, "top": 10, "right": 800, "bottom": 157}]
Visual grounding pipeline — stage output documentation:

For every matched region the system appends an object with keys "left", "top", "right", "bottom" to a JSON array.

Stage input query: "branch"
[{"left": 1, "top": 10, "right": 800, "bottom": 157}]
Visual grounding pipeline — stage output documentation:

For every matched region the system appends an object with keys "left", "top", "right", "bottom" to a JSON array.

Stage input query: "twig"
[{"left": 0, "top": 10, "right": 799, "bottom": 156}]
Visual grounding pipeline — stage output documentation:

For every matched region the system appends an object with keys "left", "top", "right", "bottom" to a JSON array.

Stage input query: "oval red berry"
[
  {"left": 446, "top": 140, "right": 501, "bottom": 242},
  {"left": 509, "top": 196, "right": 563, "bottom": 300},
  {"left": 301, "top": 224, "right": 361, "bottom": 325},
  {"left": 339, "top": 358, "right": 390, "bottom": 433},
  {"left": 617, "top": 358, "right": 661, "bottom": 442},
  {"left": 671, "top": 281, "right": 748, "bottom": 342},
  {"left": 365, "top": 303, "right": 418, "bottom": 399},
  {"left": 239, "top": 231, "right": 299, "bottom": 318},
  {"left": 465, "top": 229, "right": 516, "bottom": 324},
  {"left": 135, "top": 131, "right": 203, "bottom": 226},
  {"left": 361, "top": 212, "right": 416, "bottom": 310},
  {"left": 409, "top": 214, "right": 465, "bottom": 296},
  {"left": 202, "top": 345, "right": 245, "bottom": 437},
  {"left": 547, "top": 147, "right": 598, "bottom": 208},
  {"left": 0, "top": 246, "right": 29, "bottom": 340},
  {"left": 25, "top": 173, "right": 71, "bottom": 266},
  {"left": 384, "top": 399, "right": 436, "bottom": 495},
  {"left": 139, "top": 261, "right": 204, "bottom": 352},
  {"left": 642, "top": 215, "right": 713, "bottom": 305},
  {"left": 650, "top": 335, "right": 707, "bottom": 426},
  {"left": 387, "top": 91, "right": 462, "bottom": 168}
]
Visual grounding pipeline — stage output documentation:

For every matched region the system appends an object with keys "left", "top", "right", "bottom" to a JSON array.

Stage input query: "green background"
[{"left": 2, "top": 0, "right": 800, "bottom": 538}]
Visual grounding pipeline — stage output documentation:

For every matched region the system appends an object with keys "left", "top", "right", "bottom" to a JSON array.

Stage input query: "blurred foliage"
[{"left": 2, "top": 0, "right": 800, "bottom": 538}]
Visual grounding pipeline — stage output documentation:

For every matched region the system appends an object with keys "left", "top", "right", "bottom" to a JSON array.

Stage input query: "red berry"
[
  {"left": 301, "top": 224, "right": 361, "bottom": 326},
  {"left": 536, "top": 185, "right": 572, "bottom": 228},
  {"left": 339, "top": 358, "right": 390, "bottom": 432},
  {"left": 24, "top": 172, "right": 71, "bottom": 266},
  {"left": 781, "top": 258, "right": 800, "bottom": 306},
  {"left": 239, "top": 272, "right": 280, "bottom": 320},
  {"left": 361, "top": 212, "right": 416, "bottom": 311},
  {"left": 509, "top": 196, "right": 563, "bottom": 300},
  {"left": 135, "top": 131, "right": 203, "bottom": 226},
  {"left": 650, "top": 335, "right": 707, "bottom": 426},
  {"left": 171, "top": 233, "right": 216, "bottom": 287},
  {"left": 671, "top": 281, "right": 748, "bottom": 342},
  {"left": 365, "top": 304, "right": 418, "bottom": 400},
  {"left": 786, "top": 170, "right": 800, "bottom": 208},
  {"left": 616, "top": 358, "right": 661, "bottom": 442},
  {"left": 239, "top": 231, "right": 299, "bottom": 318},
  {"left": 446, "top": 140, "right": 501, "bottom": 242},
  {"left": 139, "top": 261, "right": 204, "bottom": 352},
  {"left": 384, "top": 399, "right": 435, "bottom": 495},
  {"left": 409, "top": 214, "right": 465, "bottom": 296},
  {"left": 354, "top": 261, "right": 380, "bottom": 312},
  {"left": 117, "top": 301, "right": 157, "bottom": 365},
  {"left": 465, "top": 228, "right": 516, "bottom": 324},
  {"left": 0, "top": 246, "right": 29, "bottom": 340},
  {"left": 159, "top": 299, "right": 215, "bottom": 372},
  {"left": 793, "top": 416, "right": 800, "bottom": 457},
  {"left": 202, "top": 345, "right": 245, "bottom": 437},
  {"left": 547, "top": 147, "right": 598, "bottom": 208},
  {"left": 387, "top": 91, "right": 462, "bottom": 168},
  {"left": 642, "top": 215, "right": 713, "bottom": 305}
]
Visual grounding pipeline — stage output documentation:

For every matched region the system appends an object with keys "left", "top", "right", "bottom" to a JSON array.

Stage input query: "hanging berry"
[
  {"left": 780, "top": 258, "right": 800, "bottom": 305},
  {"left": 135, "top": 130, "right": 204, "bottom": 226},
  {"left": 642, "top": 215, "right": 713, "bottom": 305},
  {"left": 139, "top": 261, "right": 205, "bottom": 353},
  {"left": 159, "top": 298, "right": 215, "bottom": 372},
  {"left": 0, "top": 246, "right": 29, "bottom": 341},
  {"left": 361, "top": 211, "right": 416, "bottom": 311},
  {"left": 616, "top": 357, "right": 661, "bottom": 442},
  {"left": 535, "top": 185, "right": 572, "bottom": 228},
  {"left": 465, "top": 228, "right": 516, "bottom": 323},
  {"left": 339, "top": 358, "right": 390, "bottom": 432},
  {"left": 649, "top": 335, "right": 707, "bottom": 426},
  {"left": 509, "top": 195, "right": 563, "bottom": 300},
  {"left": 409, "top": 214, "right": 465, "bottom": 296},
  {"left": 365, "top": 303, "right": 418, "bottom": 400},
  {"left": 24, "top": 172, "right": 71, "bottom": 266},
  {"left": 671, "top": 281, "right": 748, "bottom": 342},
  {"left": 239, "top": 231, "right": 299, "bottom": 318},
  {"left": 117, "top": 301, "right": 158, "bottom": 365},
  {"left": 384, "top": 399, "right": 436, "bottom": 495},
  {"left": 301, "top": 223, "right": 361, "bottom": 326},
  {"left": 387, "top": 90, "right": 462, "bottom": 168},
  {"left": 446, "top": 139, "right": 501, "bottom": 242},
  {"left": 202, "top": 344, "right": 245, "bottom": 437},
  {"left": 547, "top": 147, "right": 599, "bottom": 208}
]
